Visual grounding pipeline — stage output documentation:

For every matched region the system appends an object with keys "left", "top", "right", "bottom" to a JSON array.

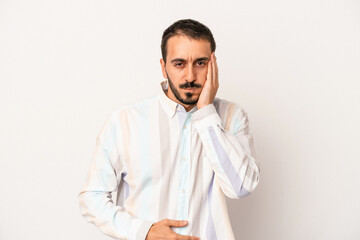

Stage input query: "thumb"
[{"left": 165, "top": 219, "right": 188, "bottom": 227}]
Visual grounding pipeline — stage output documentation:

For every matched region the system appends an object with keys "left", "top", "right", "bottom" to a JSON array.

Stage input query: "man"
[{"left": 78, "top": 19, "right": 261, "bottom": 240}]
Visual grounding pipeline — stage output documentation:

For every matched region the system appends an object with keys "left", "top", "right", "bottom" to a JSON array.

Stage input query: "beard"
[{"left": 166, "top": 71, "right": 202, "bottom": 105}]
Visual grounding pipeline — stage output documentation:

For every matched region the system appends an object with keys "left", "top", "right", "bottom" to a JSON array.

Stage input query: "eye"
[
  {"left": 175, "top": 62, "right": 183, "bottom": 67},
  {"left": 197, "top": 61, "right": 206, "bottom": 66}
]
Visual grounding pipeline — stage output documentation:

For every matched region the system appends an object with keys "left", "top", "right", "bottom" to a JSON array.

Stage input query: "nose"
[{"left": 186, "top": 65, "right": 196, "bottom": 82}]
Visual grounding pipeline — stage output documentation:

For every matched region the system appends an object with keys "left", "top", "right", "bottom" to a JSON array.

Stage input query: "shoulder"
[
  {"left": 95, "top": 95, "right": 158, "bottom": 141},
  {"left": 213, "top": 97, "right": 250, "bottom": 132},
  {"left": 213, "top": 97, "right": 247, "bottom": 118},
  {"left": 109, "top": 95, "right": 159, "bottom": 119}
]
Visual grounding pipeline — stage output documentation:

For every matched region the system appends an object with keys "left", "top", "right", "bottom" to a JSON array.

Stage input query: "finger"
[
  {"left": 207, "top": 59, "right": 212, "bottom": 84},
  {"left": 165, "top": 219, "right": 188, "bottom": 227},
  {"left": 214, "top": 54, "right": 218, "bottom": 86},
  {"left": 175, "top": 233, "right": 200, "bottom": 240},
  {"left": 212, "top": 53, "right": 216, "bottom": 85}
]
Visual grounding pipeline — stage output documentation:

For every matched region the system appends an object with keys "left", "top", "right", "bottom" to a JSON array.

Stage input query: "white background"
[{"left": 1, "top": 0, "right": 359, "bottom": 239}]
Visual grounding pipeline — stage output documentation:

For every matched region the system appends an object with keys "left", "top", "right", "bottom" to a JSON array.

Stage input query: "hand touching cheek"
[{"left": 197, "top": 52, "right": 219, "bottom": 109}]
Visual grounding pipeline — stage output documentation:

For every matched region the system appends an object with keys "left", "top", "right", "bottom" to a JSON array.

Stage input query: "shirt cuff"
[
  {"left": 135, "top": 220, "right": 155, "bottom": 240},
  {"left": 192, "top": 104, "right": 223, "bottom": 130}
]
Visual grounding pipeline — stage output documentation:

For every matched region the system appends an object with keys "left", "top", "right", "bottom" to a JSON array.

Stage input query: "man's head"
[{"left": 160, "top": 19, "right": 216, "bottom": 107}]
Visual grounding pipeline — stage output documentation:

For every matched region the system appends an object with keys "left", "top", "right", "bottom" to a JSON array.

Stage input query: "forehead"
[{"left": 166, "top": 35, "right": 211, "bottom": 60}]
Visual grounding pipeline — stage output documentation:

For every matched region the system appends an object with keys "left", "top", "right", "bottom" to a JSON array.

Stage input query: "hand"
[
  {"left": 145, "top": 218, "right": 200, "bottom": 240},
  {"left": 197, "top": 52, "right": 219, "bottom": 110}
]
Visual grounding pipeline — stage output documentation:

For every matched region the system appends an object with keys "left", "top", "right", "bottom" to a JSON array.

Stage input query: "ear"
[{"left": 160, "top": 58, "right": 167, "bottom": 79}]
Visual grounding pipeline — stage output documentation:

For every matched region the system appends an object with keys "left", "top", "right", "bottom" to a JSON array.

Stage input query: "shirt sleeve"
[
  {"left": 78, "top": 112, "right": 155, "bottom": 240},
  {"left": 192, "top": 103, "right": 261, "bottom": 199}
]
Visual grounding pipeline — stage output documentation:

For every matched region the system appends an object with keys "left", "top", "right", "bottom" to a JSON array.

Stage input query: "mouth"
[{"left": 183, "top": 88, "right": 197, "bottom": 91}]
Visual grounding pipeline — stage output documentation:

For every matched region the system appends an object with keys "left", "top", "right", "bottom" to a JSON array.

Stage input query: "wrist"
[{"left": 197, "top": 102, "right": 211, "bottom": 110}]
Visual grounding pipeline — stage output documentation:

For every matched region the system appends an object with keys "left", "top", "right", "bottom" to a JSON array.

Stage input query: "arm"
[
  {"left": 78, "top": 112, "right": 154, "bottom": 239},
  {"left": 192, "top": 103, "right": 261, "bottom": 199}
]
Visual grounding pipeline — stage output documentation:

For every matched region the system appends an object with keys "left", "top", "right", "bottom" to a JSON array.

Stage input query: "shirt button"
[
  {"left": 183, "top": 157, "right": 186, "bottom": 161},
  {"left": 184, "top": 125, "right": 187, "bottom": 129},
  {"left": 182, "top": 189, "right": 185, "bottom": 194}
]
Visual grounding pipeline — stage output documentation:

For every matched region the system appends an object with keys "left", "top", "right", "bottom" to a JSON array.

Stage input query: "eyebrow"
[{"left": 170, "top": 57, "right": 210, "bottom": 64}]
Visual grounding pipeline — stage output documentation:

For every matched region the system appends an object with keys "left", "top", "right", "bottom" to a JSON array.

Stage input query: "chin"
[{"left": 186, "top": 97, "right": 199, "bottom": 104}]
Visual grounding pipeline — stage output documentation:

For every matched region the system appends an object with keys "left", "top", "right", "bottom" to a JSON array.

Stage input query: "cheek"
[
  {"left": 197, "top": 69, "right": 208, "bottom": 83},
  {"left": 168, "top": 66, "right": 186, "bottom": 77}
]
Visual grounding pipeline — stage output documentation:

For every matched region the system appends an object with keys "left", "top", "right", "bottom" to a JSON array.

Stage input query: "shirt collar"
[{"left": 159, "top": 80, "right": 198, "bottom": 118}]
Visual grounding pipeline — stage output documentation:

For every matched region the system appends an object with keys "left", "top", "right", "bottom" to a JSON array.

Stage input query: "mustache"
[{"left": 179, "top": 82, "right": 202, "bottom": 89}]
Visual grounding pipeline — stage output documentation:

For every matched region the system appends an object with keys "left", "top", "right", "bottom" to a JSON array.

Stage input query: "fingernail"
[{"left": 182, "top": 220, "right": 188, "bottom": 223}]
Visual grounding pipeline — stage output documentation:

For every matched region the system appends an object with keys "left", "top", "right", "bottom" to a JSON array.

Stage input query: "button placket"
[{"left": 177, "top": 113, "right": 191, "bottom": 226}]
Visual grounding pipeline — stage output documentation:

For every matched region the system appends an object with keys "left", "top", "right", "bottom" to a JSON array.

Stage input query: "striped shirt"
[{"left": 78, "top": 80, "right": 261, "bottom": 240}]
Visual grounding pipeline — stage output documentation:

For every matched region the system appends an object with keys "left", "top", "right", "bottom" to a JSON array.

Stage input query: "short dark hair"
[{"left": 161, "top": 19, "right": 216, "bottom": 63}]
